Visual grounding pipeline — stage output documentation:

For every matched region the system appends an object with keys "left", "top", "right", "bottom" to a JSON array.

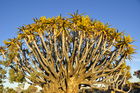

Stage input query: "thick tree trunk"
[{"left": 66, "top": 77, "right": 79, "bottom": 93}]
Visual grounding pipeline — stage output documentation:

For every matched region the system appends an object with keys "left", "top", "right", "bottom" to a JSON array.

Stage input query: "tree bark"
[{"left": 66, "top": 77, "right": 79, "bottom": 93}]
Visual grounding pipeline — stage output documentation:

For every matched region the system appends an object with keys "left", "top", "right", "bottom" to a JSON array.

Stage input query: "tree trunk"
[{"left": 66, "top": 77, "right": 79, "bottom": 93}]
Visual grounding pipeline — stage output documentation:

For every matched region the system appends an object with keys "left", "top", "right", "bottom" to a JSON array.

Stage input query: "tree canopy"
[{"left": 0, "top": 12, "right": 135, "bottom": 93}]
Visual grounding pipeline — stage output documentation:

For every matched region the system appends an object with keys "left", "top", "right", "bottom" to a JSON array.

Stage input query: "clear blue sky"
[{"left": 0, "top": 0, "right": 140, "bottom": 83}]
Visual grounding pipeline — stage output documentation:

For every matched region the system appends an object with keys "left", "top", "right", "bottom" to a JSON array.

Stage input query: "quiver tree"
[{"left": 0, "top": 13, "right": 135, "bottom": 93}]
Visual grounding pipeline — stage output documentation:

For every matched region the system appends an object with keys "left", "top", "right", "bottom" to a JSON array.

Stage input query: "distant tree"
[
  {"left": 0, "top": 12, "right": 135, "bottom": 93},
  {"left": 0, "top": 60, "right": 6, "bottom": 93},
  {"left": 134, "top": 70, "right": 140, "bottom": 79}
]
